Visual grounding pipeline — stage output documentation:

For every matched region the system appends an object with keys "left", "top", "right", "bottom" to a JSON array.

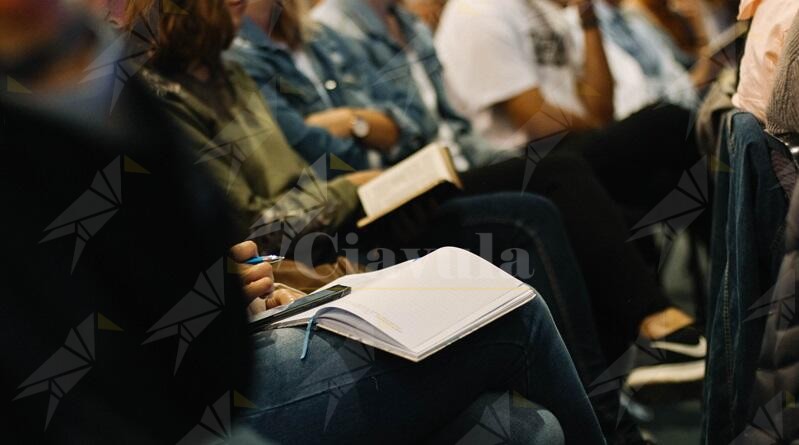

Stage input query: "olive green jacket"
[{"left": 139, "top": 62, "right": 361, "bottom": 250}]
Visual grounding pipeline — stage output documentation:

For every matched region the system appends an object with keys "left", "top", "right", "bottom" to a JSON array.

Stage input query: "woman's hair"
[
  {"left": 122, "top": 0, "right": 156, "bottom": 26},
  {"left": 124, "top": 0, "right": 235, "bottom": 76},
  {"left": 272, "top": 0, "right": 318, "bottom": 49}
]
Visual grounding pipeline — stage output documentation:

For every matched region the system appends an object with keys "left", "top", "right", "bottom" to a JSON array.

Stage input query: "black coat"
[
  {"left": 746, "top": 180, "right": 799, "bottom": 444},
  {"left": 0, "top": 79, "right": 252, "bottom": 443}
]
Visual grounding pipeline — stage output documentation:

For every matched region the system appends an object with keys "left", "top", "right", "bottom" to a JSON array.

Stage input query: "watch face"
[{"left": 352, "top": 117, "right": 370, "bottom": 138}]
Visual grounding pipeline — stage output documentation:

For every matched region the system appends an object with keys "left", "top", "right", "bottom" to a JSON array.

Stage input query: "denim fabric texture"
[
  {"left": 312, "top": 0, "right": 502, "bottom": 167},
  {"left": 225, "top": 19, "right": 432, "bottom": 173},
  {"left": 241, "top": 193, "right": 608, "bottom": 444},
  {"left": 244, "top": 297, "right": 597, "bottom": 445},
  {"left": 703, "top": 111, "right": 796, "bottom": 444}
]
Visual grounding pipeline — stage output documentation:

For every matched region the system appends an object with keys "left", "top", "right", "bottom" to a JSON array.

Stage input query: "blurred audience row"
[{"left": 1, "top": 0, "right": 797, "bottom": 444}]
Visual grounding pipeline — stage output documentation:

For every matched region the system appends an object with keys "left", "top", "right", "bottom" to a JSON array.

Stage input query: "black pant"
[{"left": 461, "top": 104, "right": 702, "bottom": 360}]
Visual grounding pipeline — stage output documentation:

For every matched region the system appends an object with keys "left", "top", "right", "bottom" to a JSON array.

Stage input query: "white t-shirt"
[
  {"left": 406, "top": 48, "right": 471, "bottom": 171},
  {"left": 292, "top": 49, "right": 335, "bottom": 109},
  {"left": 436, "top": 0, "right": 587, "bottom": 151}
]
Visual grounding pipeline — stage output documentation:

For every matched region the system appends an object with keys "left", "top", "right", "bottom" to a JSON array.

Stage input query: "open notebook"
[{"left": 266, "top": 247, "right": 536, "bottom": 362}]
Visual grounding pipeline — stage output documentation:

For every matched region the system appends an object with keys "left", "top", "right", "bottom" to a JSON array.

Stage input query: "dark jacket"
[
  {"left": 743, "top": 181, "right": 799, "bottom": 444},
  {"left": 0, "top": 77, "right": 252, "bottom": 443},
  {"left": 139, "top": 62, "right": 362, "bottom": 256}
]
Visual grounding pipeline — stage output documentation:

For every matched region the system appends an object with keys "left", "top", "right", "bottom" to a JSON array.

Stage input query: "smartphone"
[{"left": 249, "top": 285, "right": 351, "bottom": 332}]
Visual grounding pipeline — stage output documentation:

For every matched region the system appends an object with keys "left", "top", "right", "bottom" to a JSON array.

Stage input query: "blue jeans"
[
  {"left": 242, "top": 297, "right": 595, "bottom": 444},
  {"left": 419, "top": 193, "right": 629, "bottom": 441},
  {"left": 242, "top": 194, "right": 606, "bottom": 444},
  {"left": 703, "top": 111, "right": 794, "bottom": 444}
]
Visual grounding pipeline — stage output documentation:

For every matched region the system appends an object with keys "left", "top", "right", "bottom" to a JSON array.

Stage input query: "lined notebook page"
[{"left": 286, "top": 247, "right": 528, "bottom": 352}]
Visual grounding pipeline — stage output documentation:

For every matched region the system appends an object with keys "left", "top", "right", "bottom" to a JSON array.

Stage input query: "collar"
[
  {"left": 331, "top": 0, "right": 394, "bottom": 40},
  {"left": 237, "top": 17, "right": 287, "bottom": 53}
]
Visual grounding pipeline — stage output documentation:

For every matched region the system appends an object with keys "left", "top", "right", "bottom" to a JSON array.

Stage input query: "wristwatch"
[{"left": 351, "top": 114, "right": 371, "bottom": 139}]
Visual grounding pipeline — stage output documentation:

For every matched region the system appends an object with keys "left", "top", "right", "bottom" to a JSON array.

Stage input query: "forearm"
[
  {"left": 577, "top": 3, "right": 614, "bottom": 124},
  {"left": 502, "top": 88, "right": 596, "bottom": 141},
  {"left": 353, "top": 109, "right": 400, "bottom": 151},
  {"left": 523, "top": 103, "right": 595, "bottom": 137},
  {"left": 305, "top": 107, "right": 400, "bottom": 152},
  {"left": 689, "top": 54, "right": 721, "bottom": 90}
]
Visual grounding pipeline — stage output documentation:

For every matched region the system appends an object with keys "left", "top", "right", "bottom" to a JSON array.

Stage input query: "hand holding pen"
[{"left": 230, "top": 241, "right": 293, "bottom": 314}]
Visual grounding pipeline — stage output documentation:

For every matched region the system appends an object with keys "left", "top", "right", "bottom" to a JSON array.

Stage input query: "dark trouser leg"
[
  {"left": 571, "top": 104, "right": 702, "bottom": 210},
  {"left": 460, "top": 155, "right": 670, "bottom": 360},
  {"left": 244, "top": 297, "right": 603, "bottom": 445},
  {"left": 414, "top": 193, "right": 632, "bottom": 442}
]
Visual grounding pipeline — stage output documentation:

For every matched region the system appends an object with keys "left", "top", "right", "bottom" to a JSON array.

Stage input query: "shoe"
[{"left": 626, "top": 325, "right": 706, "bottom": 402}]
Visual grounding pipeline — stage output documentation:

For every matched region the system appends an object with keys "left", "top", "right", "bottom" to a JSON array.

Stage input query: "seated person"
[
  {"left": 133, "top": 0, "right": 613, "bottom": 374},
  {"left": 594, "top": 0, "right": 705, "bottom": 116},
  {"left": 129, "top": 3, "right": 612, "bottom": 442},
  {"left": 743, "top": 13, "right": 799, "bottom": 444},
  {"left": 316, "top": 0, "right": 613, "bottom": 143},
  {"left": 623, "top": 0, "right": 726, "bottom": 67},
  {"left": 312, "top": 0, "right": 506, "bottom": 169},
  {"left": 9, "top": 1, "right": 599, "bottom": 442},
  {"left": 312, "top": 0, "right": 705, "bottom": 389},
  {"left": 230, "top": 238, "right": 597, "bottom": 444},
  {"left": 149, "top": 2, "right": 690, "bottom": 440},
  {"left": 226, "top": 2, "right": 439, "bottom": 173},
  {"left": 732, "top": 0, "right": 799, "bottom": 124},
  {"left": 404, "top": 0, "right": 703, "bottom": 119},
  {"left": 227, "top": 2, "right": 493, "bottom": 171},
  {"left": 765, "top": 10, "right": 799, "bottom": 147},
  {"left": 0, "top": 0, "right": 252, "bottom": 441}
]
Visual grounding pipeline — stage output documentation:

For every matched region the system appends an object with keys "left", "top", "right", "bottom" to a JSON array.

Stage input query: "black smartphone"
[{"left": 248, "top": 285, "right": 351, "bottom": 332}]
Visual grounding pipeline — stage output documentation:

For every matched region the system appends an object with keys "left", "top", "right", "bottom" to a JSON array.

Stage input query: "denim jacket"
[
  {"left": 225, "top": 19, "right": 432, "bottom": 174},
  {"left": 313, "top": 0, "right": 500, "bottom": 167}
]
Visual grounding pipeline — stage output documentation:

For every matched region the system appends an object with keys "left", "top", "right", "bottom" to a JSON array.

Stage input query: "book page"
[
  {"left": 279, "top": 247, "right": 532, "bottom": 353},
  {"left": 357, "top": 143, "right": 456, "bottom": 219}
]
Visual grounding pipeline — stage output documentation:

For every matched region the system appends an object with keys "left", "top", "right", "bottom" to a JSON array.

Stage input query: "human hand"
[
  {"left": 230, "top": 241, "right": 300, "bottom": 315},
  {"left": 305, "top": 108, "right": 357, "bottom": 139},
  {"left": 344, "top": 170, "right": 382, "bottom": 187}
]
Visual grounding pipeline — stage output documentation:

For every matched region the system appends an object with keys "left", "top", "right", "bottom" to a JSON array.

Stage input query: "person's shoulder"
[
  {"left": 138, "top": 67, "right": 185, "bottom": 102},
  {"left": 311, "top": 0, "right": 365, "bottom": 39},
  {"left": 395, "top": 6, "right": 434, "bottom": 38},
  {"left": 312, "top": 23, "right": 357, "bottom": 52},
  {"left": 224, "top": 59, "right": 248, "bottom": 77},
  {"left": 223, "top": 60, "right": 265, "bottom": 95},
  {"left": 136, "top": 67, "right": 216, "bottom": 130}
]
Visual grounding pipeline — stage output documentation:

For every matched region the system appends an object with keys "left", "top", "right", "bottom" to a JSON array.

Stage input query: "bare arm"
[
  {"left": 305, "top": 107, "right": 400, "bottom": 153},
  {"left": 689, "top": 54, "right": 722, "bottom": 90},
  {"left": 230, "top": 241, "right": 305, "bottom": 315},
  {"left": 575, "top": 1, "right": 615, "bottom": 125},
  {"left": 499, "top": 87, "right": 596, "bottom": 140}
]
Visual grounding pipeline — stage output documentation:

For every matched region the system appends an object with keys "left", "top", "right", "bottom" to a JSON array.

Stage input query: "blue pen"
[{"left": 245, "top": 255, "right": 285, "bottom": 265}]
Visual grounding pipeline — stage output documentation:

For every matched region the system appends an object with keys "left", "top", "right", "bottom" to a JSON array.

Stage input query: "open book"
[
  {"left": 266, "top": 247, "right": 536, "bottom": 362},
  {"left": 357, "top": 142, "right": 462, "bottom": 228}
]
